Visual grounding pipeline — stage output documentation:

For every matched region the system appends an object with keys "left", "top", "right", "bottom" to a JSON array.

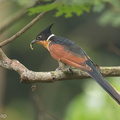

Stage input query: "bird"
[{"left": 30, "top": 23, "right": 120, "bottom": 105}]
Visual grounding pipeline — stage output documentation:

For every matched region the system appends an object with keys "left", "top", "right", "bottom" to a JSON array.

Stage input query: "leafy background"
[{"left": 0, "top": 0, "right": 120, "bottom": 120}]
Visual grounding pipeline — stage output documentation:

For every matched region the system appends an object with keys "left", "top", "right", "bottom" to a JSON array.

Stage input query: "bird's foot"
[{"left": 55, "top": 67, "right": 61, "bottom": 71}]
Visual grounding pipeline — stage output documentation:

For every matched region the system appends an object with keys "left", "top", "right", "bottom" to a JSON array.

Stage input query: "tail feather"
[{"left": 86, "top": 60, "right": 120, "bottom": 105}]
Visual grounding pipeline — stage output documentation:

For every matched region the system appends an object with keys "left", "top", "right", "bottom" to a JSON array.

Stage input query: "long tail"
[{"left": 86, "top": 60, "right": 120, "bottom": 105}]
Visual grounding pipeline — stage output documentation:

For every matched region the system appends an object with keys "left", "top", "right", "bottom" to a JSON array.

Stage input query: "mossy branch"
[{"left": 0, "top": 48, "right": 120, "bottom": 83}]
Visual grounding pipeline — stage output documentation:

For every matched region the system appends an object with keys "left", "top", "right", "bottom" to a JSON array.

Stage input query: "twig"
[
  {"left": 109, "top": 42, "right": 120, "bottom": 56},
  {"left": 0, "top": 11, "right": 48, "bottom": 47},
  {"left": 33, "top": 94, "right": 61, "bottom": 120},
  {"left": 0, "top": 0, "right": 37, "bottom": 34},
  {"left": 0, "top": 48, "right": 120, "bottom": 83}
]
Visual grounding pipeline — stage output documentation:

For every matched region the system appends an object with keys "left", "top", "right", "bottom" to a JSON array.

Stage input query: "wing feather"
[{"left": 49, "top": 43, "right": 91, "bottom": 71}]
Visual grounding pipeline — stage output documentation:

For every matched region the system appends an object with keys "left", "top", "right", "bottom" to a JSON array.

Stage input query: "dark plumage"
[{"left": 30, "top": 24, "right": 120, "bottom": 105}]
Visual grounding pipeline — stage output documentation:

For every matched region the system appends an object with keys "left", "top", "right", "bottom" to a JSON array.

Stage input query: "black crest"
[{"left": 36, "top": 23, "right": 54, "bottom": 41}]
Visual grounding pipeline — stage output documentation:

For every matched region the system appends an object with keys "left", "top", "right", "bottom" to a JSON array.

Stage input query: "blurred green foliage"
[
  {"left": 28, "top": 1, "right": 91, "bottom": 17},
  {"left": 28, "top": 0, "right": 120, "bottom": 26},
  {"left": 5, "top": 99, "right": 34, "bottom": 120},
  {"left": 64, "top": 78, "right": 120, "bottom": 120}
]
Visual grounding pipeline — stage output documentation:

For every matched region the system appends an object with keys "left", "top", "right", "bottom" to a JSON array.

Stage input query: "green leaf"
[
  {"left": 28, "top": 1, "right": 92, "bottom": 17},
  {"left": 28, "top": 3, "right": 58, "bottom": 15}
]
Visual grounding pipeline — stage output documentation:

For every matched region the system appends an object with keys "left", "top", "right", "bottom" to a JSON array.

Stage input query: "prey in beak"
[
  {"left": 30, "top": 39, "right": 38, "bottom": 50},
  {"left": 30, "top": 23, "right": 54, "bottom": 50}
]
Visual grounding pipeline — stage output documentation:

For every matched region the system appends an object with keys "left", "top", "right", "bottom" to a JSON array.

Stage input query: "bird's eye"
[{"left": 37, "top": 36, "right": 42, "bottom": 40}]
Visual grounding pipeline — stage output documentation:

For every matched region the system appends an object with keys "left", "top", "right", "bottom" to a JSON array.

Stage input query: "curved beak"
[
  {"left": 30, "top": 39, "right": 38, "bottom": 50},
  {"left": 31, "top": 39, "right": 38, "bottom": 45}
]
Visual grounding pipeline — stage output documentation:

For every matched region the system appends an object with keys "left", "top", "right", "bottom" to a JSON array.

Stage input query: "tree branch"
[
  {"left": 0, "top": 1, "right": 37, "bottom": 34},
  {"left": 0, "top": 48, "right": 120, "bottom": 83},
  {"left": 0, "top": 11, "right": 48, "bottom": 47},
  {"left": 0, "top": 1, "right": 119, "bottom": 83}
]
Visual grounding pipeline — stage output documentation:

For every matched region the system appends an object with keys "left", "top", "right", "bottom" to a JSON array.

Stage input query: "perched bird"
[{"left": 30, "top": 24, "right": 120, "bottom": 105}]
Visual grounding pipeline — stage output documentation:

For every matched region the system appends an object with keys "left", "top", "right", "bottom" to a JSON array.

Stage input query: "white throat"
[{"left": 47, "top": 34, "right": 55, "bottom": 41}]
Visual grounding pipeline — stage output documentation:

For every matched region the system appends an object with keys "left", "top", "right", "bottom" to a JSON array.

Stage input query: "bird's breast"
[
  {"left": 49, "top": 43, "right": 66, "bottom": 60},
  {"left": 37, "top": 40, "right": 51, "bottom": 50}
]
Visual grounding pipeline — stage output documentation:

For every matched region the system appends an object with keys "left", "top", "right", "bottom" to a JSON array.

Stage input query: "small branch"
[
  {"left": 33, "top": 94, "right": 61, "bottom": 120},
  {"left": 109, "top": 42, "right": 120, "bottom": 56},
  {"left": 0, "top": 11, "right": 48, "bottom": 47},
  {"left": 0, "top": 48, "right": 120, "bottom": 83},
  {"left": 0, "top": 1, "right": 37, "bottom": 34}
]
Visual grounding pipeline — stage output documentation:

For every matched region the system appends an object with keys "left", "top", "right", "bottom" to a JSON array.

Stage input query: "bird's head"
[{"left": 30, "top": 23, "right": 54, "bottom": 49}]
